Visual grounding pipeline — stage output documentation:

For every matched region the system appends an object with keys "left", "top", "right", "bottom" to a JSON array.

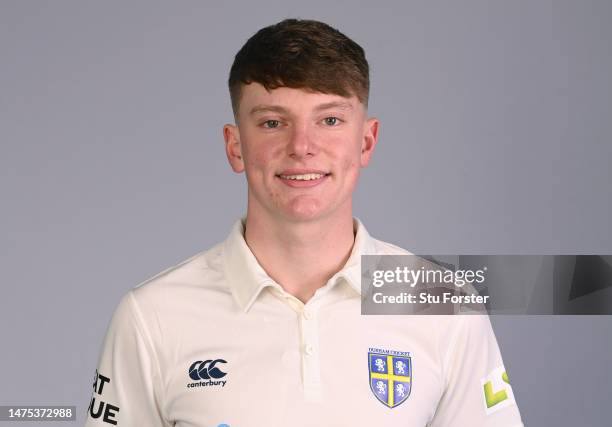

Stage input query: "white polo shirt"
[{"left": 85, "top": 218, "right": 523, "bottom": 427}]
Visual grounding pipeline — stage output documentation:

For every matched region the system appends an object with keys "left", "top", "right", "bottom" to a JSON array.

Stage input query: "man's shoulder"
[
  {"left": 102, "top": 240, "right": 234, "bottom": 355},
  {"left": 128, "top": 241, "right": 227, "bottom": 305},
  {"left": 368, "top": 236, "right": 414, "bottom": 256}
]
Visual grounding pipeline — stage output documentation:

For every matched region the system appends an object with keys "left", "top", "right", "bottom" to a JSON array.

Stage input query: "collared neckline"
[{"left": 222, "top": 217, "right": 378, "bottom": 312}]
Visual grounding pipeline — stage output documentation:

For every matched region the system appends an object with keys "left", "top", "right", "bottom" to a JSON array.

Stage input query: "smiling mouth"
[{"left": 277, "top": 172, "right": 331, "bottom": 181}]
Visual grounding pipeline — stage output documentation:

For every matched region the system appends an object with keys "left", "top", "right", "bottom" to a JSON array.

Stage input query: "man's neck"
[{"left": 244, "top": 211, "right": 356, "bottom": 304}]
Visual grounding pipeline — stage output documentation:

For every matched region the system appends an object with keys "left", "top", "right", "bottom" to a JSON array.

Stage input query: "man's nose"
[{"left": 287, "top": 125, "right": 316, "bottom": 158}]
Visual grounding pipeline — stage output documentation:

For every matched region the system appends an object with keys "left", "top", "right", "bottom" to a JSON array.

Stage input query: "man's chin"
[{"left": 278, "top": 202, "right": 329, "bottom": 223}]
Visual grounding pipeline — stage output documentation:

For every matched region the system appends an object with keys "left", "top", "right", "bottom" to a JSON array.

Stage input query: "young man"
[{"left": 85, "top": 19, "right": 524, "bottom": 427}]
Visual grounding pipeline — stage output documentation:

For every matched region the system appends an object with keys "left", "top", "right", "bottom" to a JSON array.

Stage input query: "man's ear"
[
  {"left": 360, "top": 117, "right": 379, "bottom": 167},
  {"left": 223, "top": 123, "right": 244, "bottom": 173}
]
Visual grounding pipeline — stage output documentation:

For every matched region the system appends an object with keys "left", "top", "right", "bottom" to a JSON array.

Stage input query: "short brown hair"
[{"left": 228, "top": 19, "right": 369, "bottom": 116}]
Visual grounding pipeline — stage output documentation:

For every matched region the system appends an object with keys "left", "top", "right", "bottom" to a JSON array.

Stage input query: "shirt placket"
[
  {"left": 279, "top": 293, "right": 323, "bottom": 402},
  {"left": 299, "top": 302, "right": 322, "bottom": 401}
]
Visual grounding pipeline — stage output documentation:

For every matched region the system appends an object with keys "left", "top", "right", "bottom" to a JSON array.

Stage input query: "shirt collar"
[{"left": 222, "top": 217, "right": 377, "bottom": 312}]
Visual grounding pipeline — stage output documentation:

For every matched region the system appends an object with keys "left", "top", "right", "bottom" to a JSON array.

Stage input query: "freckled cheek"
[
  {"left": 334, "top": 156, "right": 362, "bottom": 188},
  {"left": 244, "top": 156, "right": 285, "bottom": 202},
  {"left": 243, "top": 146, "right": 277, "bottom": 175},
  {"left": 245, "top": 136, "right": 284, "bottom": 164},
  {"left": 325, "top": 135, "right": 363, "bottom": 172},
  {"left": 338, "top": 154, "right": 361, "bottom": 172}
]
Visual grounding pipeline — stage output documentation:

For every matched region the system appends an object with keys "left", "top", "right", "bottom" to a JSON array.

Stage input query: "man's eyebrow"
[
  {"left": 313, "top": 101, "right": 354, "bottom": 112},
  {"left": 249, "top": 104, "right": 290, "bottom": 116},
  {"left": 248, "top": 101, "right": 354, "bottom": 116}
]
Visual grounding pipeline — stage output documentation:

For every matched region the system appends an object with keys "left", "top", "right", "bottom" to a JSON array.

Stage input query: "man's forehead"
[{"left": 238, "top": 83, "right": 362, "bottom": 116}]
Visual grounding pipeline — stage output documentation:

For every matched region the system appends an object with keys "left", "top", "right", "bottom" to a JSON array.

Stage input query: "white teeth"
[{"left": 280, "top": 173, "right": 325, "bottom": 181}]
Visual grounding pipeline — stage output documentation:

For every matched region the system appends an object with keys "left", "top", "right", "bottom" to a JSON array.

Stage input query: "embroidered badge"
[{"left": 368, "top": 348, "right": 412, "bottom": 408}]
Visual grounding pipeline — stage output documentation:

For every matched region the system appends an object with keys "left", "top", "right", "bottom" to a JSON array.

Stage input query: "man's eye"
[
  {"left": 323, "top": 117, "right": 340, "bottom": 126},
  {"left": 262, "top": 120, "right": 280, "bottom": 129}
]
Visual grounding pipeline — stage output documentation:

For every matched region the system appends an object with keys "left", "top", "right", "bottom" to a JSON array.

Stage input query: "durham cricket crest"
[{"left": 368, "top": 348, "right": 412, "bottom": 408}]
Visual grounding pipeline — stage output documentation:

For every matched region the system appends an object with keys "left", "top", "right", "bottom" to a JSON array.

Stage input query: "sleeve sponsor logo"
[
  {"left": 481, "top": 366, "right": 516, "bottom": 415},
  {"left": 88, "top": 369, "right": 120, "bottom": 425}
]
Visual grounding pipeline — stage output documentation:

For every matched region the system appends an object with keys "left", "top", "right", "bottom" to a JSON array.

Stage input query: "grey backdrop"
[{"left": 1, "top": 1, "right": 611, "bottom": 426}]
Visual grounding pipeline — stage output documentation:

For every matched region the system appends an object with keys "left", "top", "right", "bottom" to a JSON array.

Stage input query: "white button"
[
  {"left": 303, "top": 309, "right": 311, "bottom": 320},
  {"left": 304, "top": 344, "right": 314, "bottom": 356}
]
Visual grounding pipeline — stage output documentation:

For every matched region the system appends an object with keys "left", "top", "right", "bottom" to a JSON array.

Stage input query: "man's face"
[{"left": 223, "top": 83, "right": 378, "bottom": 223}]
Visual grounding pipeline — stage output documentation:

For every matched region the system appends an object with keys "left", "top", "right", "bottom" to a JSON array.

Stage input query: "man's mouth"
[
  {"left": 278, "top": 173, "right": 329, "bottom": 181},
  {"left": 275, "top": 170, "right": 331, "bottom": 187}
]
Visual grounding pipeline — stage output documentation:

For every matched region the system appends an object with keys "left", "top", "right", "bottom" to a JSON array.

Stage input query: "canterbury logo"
[{"left": 188, "top": 359, "right": 228, "bottom": 380}]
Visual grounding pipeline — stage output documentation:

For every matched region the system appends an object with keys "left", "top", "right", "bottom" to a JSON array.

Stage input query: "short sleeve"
[
  {"left": 85, "top": 291, "right": 170, "bottom": 427},
  {"left": 429, "top": 315, "right": 524, "bottom": 427}
]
